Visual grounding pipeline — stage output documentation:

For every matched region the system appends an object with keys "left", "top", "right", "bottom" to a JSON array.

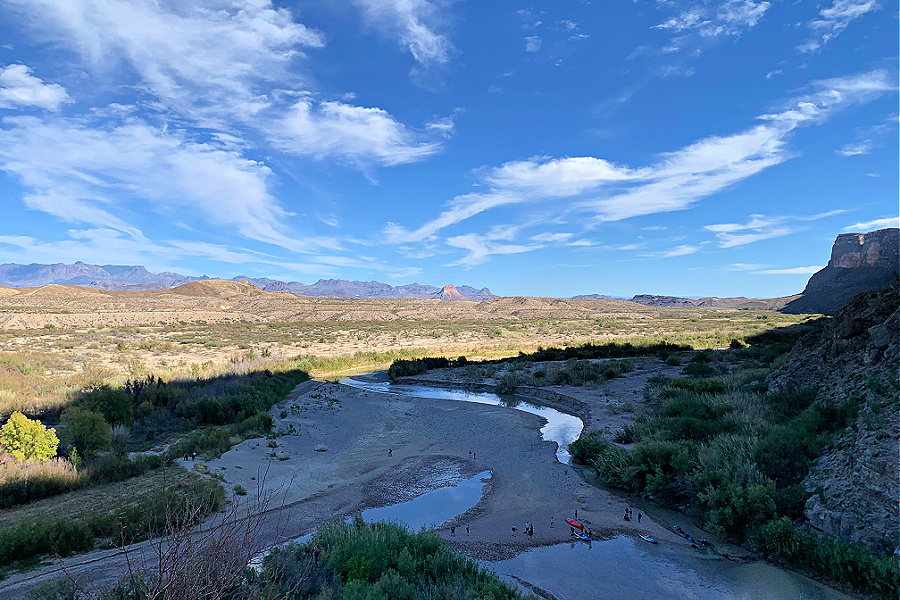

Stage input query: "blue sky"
[{"left": 0, "top": 0, "right": 896, "bottom": 298}]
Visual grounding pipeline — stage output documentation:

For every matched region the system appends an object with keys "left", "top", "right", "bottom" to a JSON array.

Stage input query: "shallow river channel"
[{"left": 339, "top": 377, "right": 853, "bottom": 600}]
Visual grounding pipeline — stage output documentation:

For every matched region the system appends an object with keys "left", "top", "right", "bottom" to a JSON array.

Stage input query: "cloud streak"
[
  {"left": 798, "top": 0, "right": 879, "bottom": 53},
  {"left": 381, "top": 70, "right": 893, "bottom": 265}
]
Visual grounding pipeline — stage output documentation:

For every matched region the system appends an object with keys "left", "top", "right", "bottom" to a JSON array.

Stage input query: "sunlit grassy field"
[{"left": 0, "top": 310, "right": 810, "bottom": 418}]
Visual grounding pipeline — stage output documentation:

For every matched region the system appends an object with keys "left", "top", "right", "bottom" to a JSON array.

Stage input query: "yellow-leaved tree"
[{"left": 0, "top": 411, "right": 60, "bottom": 461}]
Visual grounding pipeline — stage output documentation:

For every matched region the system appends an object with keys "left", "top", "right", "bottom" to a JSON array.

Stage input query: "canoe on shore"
[
  {"left": 639, "top": 534, "right": 658, "bottom": 544},
  {"left": 572, "top": 530, "right": 591, "bottom": 542},
  {"left": 565, "top": 518, "right": 584, "bottom": 530}
]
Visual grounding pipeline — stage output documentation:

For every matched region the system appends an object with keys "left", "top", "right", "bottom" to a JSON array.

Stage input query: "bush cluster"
[
  {"left": 254, "top": 517, "right": 528, "bottom": 600},
  {"left": 0, "top": 477, "right": 223, "bottom": 569},
  {"left": 550, "top": 358, "right": 633, "bottom": 387},
  {"left": 567, "top": 343, "right": 889, "bottom": 596}
]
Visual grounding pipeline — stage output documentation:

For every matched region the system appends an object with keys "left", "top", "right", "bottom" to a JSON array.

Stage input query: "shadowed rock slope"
[{"left": 768, "top": 279, "right": 899, "bottom": 553}]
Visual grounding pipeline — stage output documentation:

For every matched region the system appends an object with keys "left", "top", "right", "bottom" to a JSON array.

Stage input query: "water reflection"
[
  {"left": 362, "top": 470, "right": 492, "bottom": 531},
  {"left": 489, "top": 536, "right": 854, "bottom": 600}
]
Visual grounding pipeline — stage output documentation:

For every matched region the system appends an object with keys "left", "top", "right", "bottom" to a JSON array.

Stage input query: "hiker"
[
  {"left": 587, "top": 528, "right": 593, "bottom": 539},
  {"left": 388, "top": 448, "right": 392, "bottom": 457},
  {"left": 638, "top": 512, "right": 642, "bottom": 523},
  {"left": 550, "top": 516, "right": 554, "bottom": 528},
  {"left": 473, "top": 452, "right": 476, "bottom": 459},
  {"left": 512, "top": 526, "right": 517, "bottom": 537},
  {"left": 451, "top": 526, "right": 455, "bottom": 537},
  {"left": 466, "top": 524, "right": 470, "bottom": 536},
  {"left": 574, "top": 509, "right": 577, "bottom": 519},
  {"left": 571, "top": 526, "right": 575, "bottom": 536},
  {"left": 192, "top": 451, "right": 196, "bottom": 461}
]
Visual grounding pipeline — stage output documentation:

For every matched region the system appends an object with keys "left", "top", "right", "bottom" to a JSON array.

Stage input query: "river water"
[
  {"left": 338, "top": 377, "right": 854, "bottom": 600},
  {"left": 340, "top": 378, "right": 583, "bottom": 462}
]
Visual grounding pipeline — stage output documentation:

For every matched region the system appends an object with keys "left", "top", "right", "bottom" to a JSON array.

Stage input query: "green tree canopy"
[
  {"left": 61, "top": 407, "right": 110, "bottom": 457},
  {"left": 0, "top": 411, "right": 60, "bottom": 461}
]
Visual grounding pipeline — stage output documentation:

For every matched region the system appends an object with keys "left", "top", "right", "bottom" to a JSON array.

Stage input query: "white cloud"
[
  {"left": 485, "top": 156, "right": 642, "bottom": 197},
  {"left": 713, "top": 227, "right": 796, "bottom": 248},
  {"left": 351, "top": 0, "right": 452, "bottom": 67},
  {"left": 270, "top": 98, "right": 441, "bottom": 167},
  {"left": 382, "top": 70, "right": 894, "bottom": 264},
  {"left": 5, "top": 0, "right": 323, "bottom": 124},
  {"left": 843, "top": 217, "right": 898, "bottom": 231},
  {"left": 530, "top": 232, "right": 574, "bottom": 243},
  {"left": 799, "top": 0, "right": 879, "bottom": 53},
  {"left": 446, "top": 232, "right": 540, "bottom": 267},
  {"left": 837, "top": 141, "right": 873, "bottom": 156},
  {"left": 654, "top": 244, "right": 703, "bottom": 258},
  {"left": 653, "top": 1, "right": 770, "bottom": 38},
  {"left": 0, "top": 114, "right": 328, "bottom": 252},
  {"left": 0, "top": 64, "right": 71, "bottom": 111},
  {"left": 383, "top": 193, "right": 521, "bottom": 243},
  {"left": 7, "top": 0, "right": 437, "bottom": 171},
  {"left": 729, "top": 263, "right": 768, "bottom": 271},
  {"left": 525, "top": 36, "right": 542, "bottom": 53},
  {"left": 755, "top": 266, "right": 823, "bottom": 275},
  {"left": 704, "top": 215, "right": 799, "bottom": 247}
]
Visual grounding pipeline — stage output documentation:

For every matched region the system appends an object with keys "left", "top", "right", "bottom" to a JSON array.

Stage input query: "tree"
[
  {"left": 0, "top": 411, "right": 59, "bottom": 461},
  {"left": 61, "top": 407, "right": 110, "bottom": 457}
]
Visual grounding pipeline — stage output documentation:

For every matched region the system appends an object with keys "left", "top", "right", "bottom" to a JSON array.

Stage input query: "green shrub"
[
  {"left": 755, "top": 517, "right": 900, "bottom": 597},
  {"left": 495, "top": 372, "right": 520, "bottom": 395},
  {"left": 79, "top": 385, "right": 134, "bottom": 426},
  {"left": 568, "top": 431, "right": 608, "bottom": 464},
  {"left": 60, "top": 407, "right": 110, "bottom": 457},
  {"left": 257, "top": 518, "right": 526, "bottom": 600},
  {"left": 0, "top": 412, "right": 60, "bottom": 462}
]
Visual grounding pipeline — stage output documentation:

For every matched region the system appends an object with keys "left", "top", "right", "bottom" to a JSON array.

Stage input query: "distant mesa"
[
  {"left": 0, "top": 262, "right": 495, "bottom": 302},
  {"left": 782, "top": 227, "right": 899, "bottom": 314},
  {"left": 432, "top": 284, "right": 467, "bottom": 301}
]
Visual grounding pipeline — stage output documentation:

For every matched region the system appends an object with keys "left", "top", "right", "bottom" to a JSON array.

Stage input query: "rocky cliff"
[
  {"left": 782, "top": 228, "right": 898, "bottom": 314},
  {"left": 768, "top": 279, "right": 899, "bottom": 553}
]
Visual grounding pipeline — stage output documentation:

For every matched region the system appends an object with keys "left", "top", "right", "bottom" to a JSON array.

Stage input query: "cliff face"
[
  {"left": 783, "top": 228, "right": 898, "bottom": 314},
  {"left": 768, "top": 279, "right": 899, "bottom": 553}
]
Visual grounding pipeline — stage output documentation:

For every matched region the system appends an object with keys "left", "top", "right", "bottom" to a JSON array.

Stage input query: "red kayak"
[{"left": 565, "top": 518, "right": 584, "bottom": 530}]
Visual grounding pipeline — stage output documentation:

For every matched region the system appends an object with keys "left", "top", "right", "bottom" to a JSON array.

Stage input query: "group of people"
[
  {"left": 623, "top": 507, "right": 641, "bottom": 523},
  {"left": 449, "top": 524, "right": 470, "bottom": 537}
]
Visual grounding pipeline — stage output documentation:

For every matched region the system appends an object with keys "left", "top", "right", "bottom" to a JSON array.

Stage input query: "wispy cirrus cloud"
[
  {"left": 642, "top": 243, "right": 704, "bottom": 258},
  {"left": 380, "top": 70, "right": 894, "bottom": 266},
  {"left": 653, "top": 0, "right": 770, "bottom": 39},
  {"left": 755, "top": 266, "right": 823, "bottom": 275},
  {"left": 0, "top": 114, "right": 322, "bottom": 251},
  {"left": 798, "top": 0, "right": 880, "bottom": 54},
  {"left": 0, "top": 64, "right": 70, "bottom": 111},
  {"left": 843, "top": 216, "right": 898, "bottom": 232},
  {"left": 446, "top": 226, "right": 542, "bottom": 267},
  {"left": 4, "top": 0, "right": 445, "bottom": 169},
  {"left": 351, "top": 0, "right": 453, "bottom": 68}
]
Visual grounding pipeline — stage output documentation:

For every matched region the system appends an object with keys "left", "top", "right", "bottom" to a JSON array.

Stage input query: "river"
[{"left": 339, "top": 376, "right": 854, "bottom": 600}]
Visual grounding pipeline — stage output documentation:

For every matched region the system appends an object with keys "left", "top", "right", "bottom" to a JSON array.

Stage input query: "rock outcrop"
[
  {"left": 782, "top": 228, "right": 898, "bottom": 314},
  {"left": 768, "top": 279, "right": 899, "bottom": 553},
  {"left": 431, "top": 284, "right": 467, "bottom": 301}
]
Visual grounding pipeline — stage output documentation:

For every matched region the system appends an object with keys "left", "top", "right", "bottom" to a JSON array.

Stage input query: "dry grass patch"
[{"left": 0, "top": 463, "right": 198, "bottom": 529}]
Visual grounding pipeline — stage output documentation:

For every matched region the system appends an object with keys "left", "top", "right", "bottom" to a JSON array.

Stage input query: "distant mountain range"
[
  {"left": 1, "top": 228, "right": 895, "bottom": 310},
  {"left": 0, "top": 262, "right": 496, "bottom": 301}
]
